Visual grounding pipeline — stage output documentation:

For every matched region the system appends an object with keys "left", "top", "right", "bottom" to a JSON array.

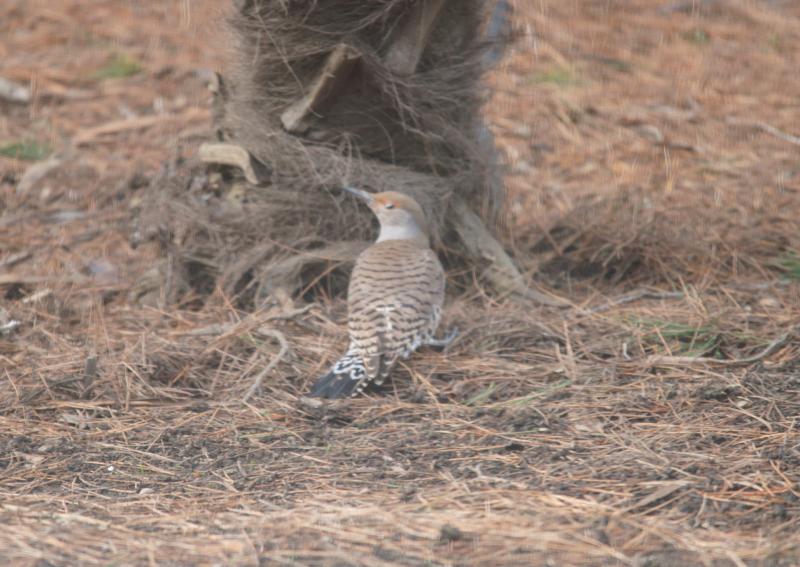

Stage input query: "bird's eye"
[{"left": 385, "top": 203, "right": 395, "bottom": 209}]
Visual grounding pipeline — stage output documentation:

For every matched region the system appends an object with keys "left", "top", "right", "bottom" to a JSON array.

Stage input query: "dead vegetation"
[
  {"left": 135, "top": 0, "right": 529, "bottom": 309},
  {"left": 1, "top": 1, "right": 800, "bottom": 566}
]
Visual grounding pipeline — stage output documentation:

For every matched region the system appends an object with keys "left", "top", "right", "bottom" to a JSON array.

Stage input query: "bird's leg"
[{"left": 426, "top": 327, "right": 459, "bottom": 351}]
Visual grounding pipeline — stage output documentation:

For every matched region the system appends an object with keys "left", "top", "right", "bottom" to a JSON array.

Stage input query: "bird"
[{"left": 308, "top": 187, "right": 456, "bottom": 399}]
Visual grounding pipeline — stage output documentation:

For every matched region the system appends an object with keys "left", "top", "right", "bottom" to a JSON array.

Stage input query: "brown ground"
[{"left": 2, "top": 1, "right": 800, "bottom": 566}]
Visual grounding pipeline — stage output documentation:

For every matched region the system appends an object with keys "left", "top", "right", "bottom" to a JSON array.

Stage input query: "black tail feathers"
[
  {"left": 308, "top": 349, "right": 369, "bottom": 399},
  {"left": 308, "top": 369, "right": 364, "bottom": 399}
]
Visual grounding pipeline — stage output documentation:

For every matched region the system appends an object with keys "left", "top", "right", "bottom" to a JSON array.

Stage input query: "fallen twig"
[
  {"left": 21, "top": 288, "right": 52, "bottom": 304},
  {"left": 582, "top": 289, "right": 684, "bottom": 315},
  {"left": 0, "top": 274, "right": 87, "bottom": 285},
  {"left": 0, "top": 251, "right": 33, "bottom": 270},
  {"left": 183, "top": 304, "right": 316, "bottom": 337},
  {"left": 74, "top": 108, "right": 207, "bottom": 145},
  {"left": 242, "top": 329, "right": 290, "bottom": 403},
  {"left": 618, "top": 481, "right": 692, "bottom": 513},
  {"left": 646, "top": 326, "right": 797, "bottom": 367},
  {"left": 727, "top": 117, "right": 800, "bottom": 146}
]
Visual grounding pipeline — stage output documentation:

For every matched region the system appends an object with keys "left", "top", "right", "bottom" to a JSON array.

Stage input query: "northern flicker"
[{"left": 308, "top": 187, "right": 455, "bottom": 398}]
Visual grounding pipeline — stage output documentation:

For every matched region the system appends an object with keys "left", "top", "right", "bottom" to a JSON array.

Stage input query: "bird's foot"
[{"left": 427, "top": 327, "right": 459, "bottom": 351}]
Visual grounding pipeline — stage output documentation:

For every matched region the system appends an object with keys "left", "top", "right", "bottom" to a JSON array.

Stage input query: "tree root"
[{"left": 451, "top": 197, "right": 567, "bottom": 306}]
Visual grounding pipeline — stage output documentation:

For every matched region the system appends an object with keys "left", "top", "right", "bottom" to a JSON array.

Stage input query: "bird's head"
[{"left": 344, "top": 187, "right": 429, "bottom": 243}]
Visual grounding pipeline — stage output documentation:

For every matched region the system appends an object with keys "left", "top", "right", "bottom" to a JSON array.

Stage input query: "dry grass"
[{"left": 1, "top": 1, "right": 800, "bottom": 566}]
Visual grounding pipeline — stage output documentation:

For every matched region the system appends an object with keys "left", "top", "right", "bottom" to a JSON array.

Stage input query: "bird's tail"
[{"left": 308, "top": 347, "right": 370, "bottom": 399}]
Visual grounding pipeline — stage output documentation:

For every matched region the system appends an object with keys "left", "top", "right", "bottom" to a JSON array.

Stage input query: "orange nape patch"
[{"left": 371, "top": 191, "right": 415, "bottom": 209}]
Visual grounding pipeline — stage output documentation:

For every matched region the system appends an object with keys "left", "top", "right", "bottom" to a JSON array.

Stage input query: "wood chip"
[
  {"left": 198, "top": 142, "right": 264, "bottom": 184},
  {"left": 16, "top": 154, "right": 65, "bottom": 195},
  {"left": 0, "top": 306, "right": 21, "bottom": 335},
  {"left": 0, "top": 77, "right": 30, "bottom": 103}
]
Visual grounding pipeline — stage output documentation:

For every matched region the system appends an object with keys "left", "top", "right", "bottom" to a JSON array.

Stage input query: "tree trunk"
[{"left": 136, "top": 0, "right": 562, "bottom": 308}]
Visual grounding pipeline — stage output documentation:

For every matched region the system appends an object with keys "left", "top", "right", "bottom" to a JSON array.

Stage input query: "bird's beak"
[{"left": 343, "top": 186, "right": 373, "bottom": 204}]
